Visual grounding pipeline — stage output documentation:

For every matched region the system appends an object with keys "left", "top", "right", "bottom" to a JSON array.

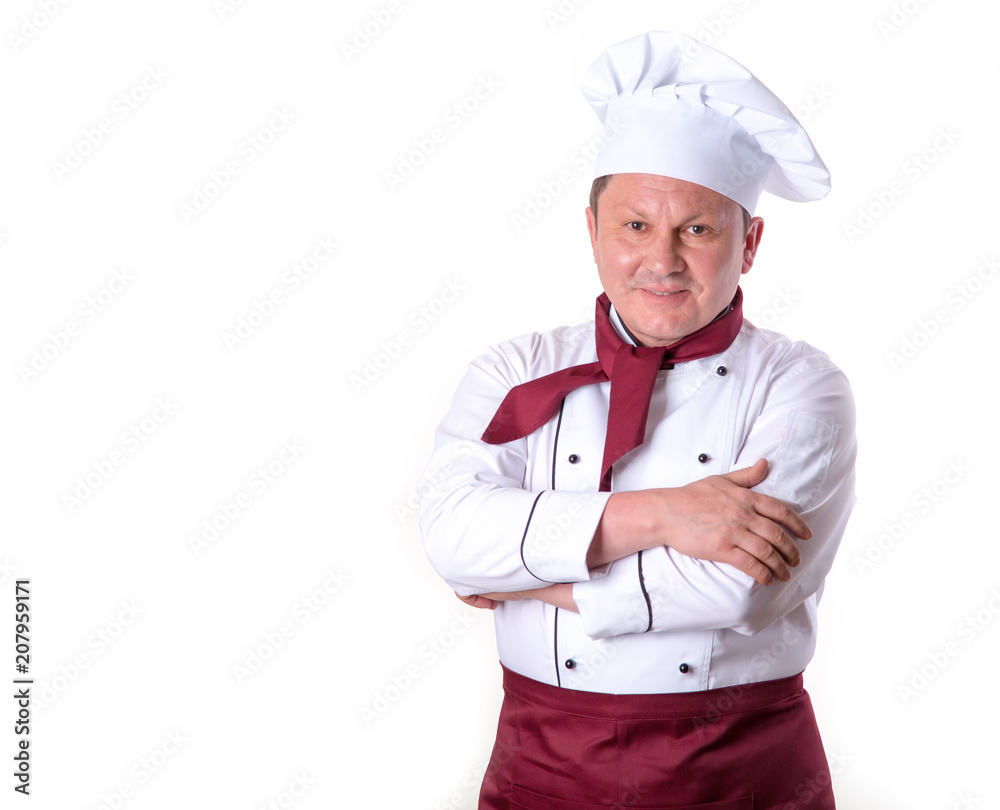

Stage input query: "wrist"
[
  {"left": 588, "top": 490, "right": 658, "bottom": 568},
  {"left": 524, "top": 583, "right": 579, "bottom": 613}
]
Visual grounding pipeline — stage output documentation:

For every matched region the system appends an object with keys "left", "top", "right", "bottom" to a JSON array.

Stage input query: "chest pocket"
[
  {"left": 760, "top": 411, "right": 837, "bottom": 511},
  {"left": 510, "top": 784, "right": 754, "bottom": 809}
]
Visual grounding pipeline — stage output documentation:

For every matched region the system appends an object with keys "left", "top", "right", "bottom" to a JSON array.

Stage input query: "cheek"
[
  {"left": 598, "top": 242, "right": 641, "bottom": 277},
  {"left": 706, "top": 246, "right": 743, "bottom": 282}
]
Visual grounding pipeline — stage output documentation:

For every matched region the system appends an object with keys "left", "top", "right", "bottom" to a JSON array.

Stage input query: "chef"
[{"left": 419, "top": 31, "right": 856, "bottom": 809}]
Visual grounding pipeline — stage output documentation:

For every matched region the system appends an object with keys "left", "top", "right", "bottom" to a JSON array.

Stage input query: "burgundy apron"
[{"left": 479, "top": 665, "right": 835, "bottom": 809}]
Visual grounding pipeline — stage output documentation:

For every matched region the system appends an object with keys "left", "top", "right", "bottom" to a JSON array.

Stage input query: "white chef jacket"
[{"left": 419, "top": 304, "right": 856, "bottom": 694}]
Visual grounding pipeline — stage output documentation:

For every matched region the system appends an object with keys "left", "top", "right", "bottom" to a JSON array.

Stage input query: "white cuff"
[
  {"left": 573, "top": 553, "right": 651, "bottom": 639},
  {"left": 520, "top": 491, "right": 611, "bottom": 583}
]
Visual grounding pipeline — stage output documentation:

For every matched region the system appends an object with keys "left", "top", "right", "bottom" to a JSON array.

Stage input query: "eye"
[
  {"left": 687, "top": 224, "right": 707, "bottom": 235},
  {"left": 626, "top": 221, "right": 645, "bottom": 232}
]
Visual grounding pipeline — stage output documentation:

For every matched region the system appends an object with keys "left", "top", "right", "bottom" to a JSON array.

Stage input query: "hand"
[
  {"left": 455, "top": 583, "right": 579, "bottom": 612},
  {"left": 455, "top": 592, "right": 500, "bottom": 610},
  {"left": 589, "top": 458, "right": 811, "bottom": 586},
  {"left": 654, "top": 458, "right": 810, "bottom": 585}
]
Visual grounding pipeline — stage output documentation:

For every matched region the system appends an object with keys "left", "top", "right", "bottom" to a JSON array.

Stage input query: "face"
[{"left": 586, "top": 173, "right": 764, "bottom": 347}]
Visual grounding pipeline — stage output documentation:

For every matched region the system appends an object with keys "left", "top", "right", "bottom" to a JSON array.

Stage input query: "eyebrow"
[
  {"left": 615, "top": 204, "right": 727, "bottom": 226},
  {"left": 677, "top": 210, "right": 725, "bottom": 227}
]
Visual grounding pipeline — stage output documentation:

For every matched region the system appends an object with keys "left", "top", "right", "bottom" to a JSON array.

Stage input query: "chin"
[{"left": 635, "top": 317, "right": 695, "bottom": 346}]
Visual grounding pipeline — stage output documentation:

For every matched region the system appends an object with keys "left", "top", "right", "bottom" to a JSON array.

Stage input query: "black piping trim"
[
  {"left": 637, "top": 551, "right": 653, "bottom": 633},
  {"left": 550, "top": 400, "right": 567, "bottom": 687},
  {"left": 553, "top": 607, "right": 561, "bottom": 687},
  {"left": 615, "top": 308, "right": 643, "bottom": 347},
  {"left": 550, "top": 399, "right": 565, "bottom": 490},
  {"left": 519, "top": 491, "right": 554, "bottom": 582}
]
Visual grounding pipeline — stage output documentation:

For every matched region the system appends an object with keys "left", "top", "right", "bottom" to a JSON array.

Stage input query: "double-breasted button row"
[
  {"left": 568, "top": 660, "right": 691, "bottom": 673},
  {"left": 695, "top": 368, "right": 728, "bottom": 462}
]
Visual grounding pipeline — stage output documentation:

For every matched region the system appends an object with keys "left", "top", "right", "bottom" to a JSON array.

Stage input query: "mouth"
[{"left": 640, "top": 288, "right": 686, "bottom": 297}]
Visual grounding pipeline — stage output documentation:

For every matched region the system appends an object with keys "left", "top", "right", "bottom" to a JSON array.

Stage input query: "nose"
[{"left": 642, "top": 228, "right": 685, "bottom": 276}]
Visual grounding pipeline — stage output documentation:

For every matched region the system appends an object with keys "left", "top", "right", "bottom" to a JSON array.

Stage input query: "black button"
[
  {"left": 716, "top": 366, "right": 728, "bottom": 376},
  {"left": 697, "top": 453, "right": 709, "bottom": 463},
  {"left": 678, "top": 663, "right": 691, "bottom": 674},
  {"left": 564, "top": 659, "right": 576, "bottom": 669},
  {"left": 568, "top": 454, "right": 579, "bottom": 464}
]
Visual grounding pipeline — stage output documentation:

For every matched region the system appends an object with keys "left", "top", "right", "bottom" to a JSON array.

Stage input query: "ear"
[
  {"left": 586, "top": 206, "right": 599, "bottom": 262},
  {"left": 741, "top": 217, "right": 764, "bottom": 274}
]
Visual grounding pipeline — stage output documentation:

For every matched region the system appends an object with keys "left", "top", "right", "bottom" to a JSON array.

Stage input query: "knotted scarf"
[{"left": 481, "top": 288, "right": 743, "bottom": 491}]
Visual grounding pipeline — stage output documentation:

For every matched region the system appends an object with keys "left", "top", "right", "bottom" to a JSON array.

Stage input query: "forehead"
[{"left": 601, "top": 173, "right": 737, "bottom": 218}]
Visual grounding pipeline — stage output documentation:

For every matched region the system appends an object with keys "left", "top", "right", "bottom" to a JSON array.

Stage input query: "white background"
[{"left": 2, "top": 0, "right": 998, "bottom": 807}]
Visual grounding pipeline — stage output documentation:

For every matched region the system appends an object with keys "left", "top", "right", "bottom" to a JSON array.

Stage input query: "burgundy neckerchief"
[{"left": 481, "top": 288, "right": 744, "bottom": 491}]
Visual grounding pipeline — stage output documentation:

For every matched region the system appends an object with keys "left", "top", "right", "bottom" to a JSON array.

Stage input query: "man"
[{"left": 420, "top": 31, "right": 856, "bottom": 809}]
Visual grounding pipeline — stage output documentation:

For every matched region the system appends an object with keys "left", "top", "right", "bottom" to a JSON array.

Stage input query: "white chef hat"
[{"left": 581, "top": 31, "right": 830, "bottom": 214}]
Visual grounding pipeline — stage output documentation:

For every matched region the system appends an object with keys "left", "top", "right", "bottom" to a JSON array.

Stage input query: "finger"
[
  {"left": 746, "top": 514, "right": 801, "bottom": 567},
  {"left": 727, "top": 548, "right": 775, "bottom": 586},
  {"left": 473, "top": 595, "right": 498, "bottom": 610},
  {"left": 720, "top": 458, "right": 768, "bottom": 489},
  {"left": 455, "top": 592, "right": 497, "bottom": 610},
  {"left": 750, "top": 491, "right": 812, "bottom": 540},
  {"left": 735, "top": 529, "right": 791, "bottom": 582}
]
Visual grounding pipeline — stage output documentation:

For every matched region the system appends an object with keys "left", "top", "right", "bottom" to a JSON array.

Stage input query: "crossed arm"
[
  {"left": 422, "top": 338, "right": 855, "bottom": 636},
  {"left": 456, "top": 456, "right": 811, "bottom": 613}
]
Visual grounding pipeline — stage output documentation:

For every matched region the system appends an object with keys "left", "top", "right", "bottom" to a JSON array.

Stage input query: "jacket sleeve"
[
  {"left": 418, "top": 340, "right": 612, "bottom": 597},
  {"left": 572, "top": 349, "right": 857, "bottom": 639}
]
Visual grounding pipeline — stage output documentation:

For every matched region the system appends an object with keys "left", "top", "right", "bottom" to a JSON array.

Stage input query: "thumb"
[{"left": 721, "top": 458, "right": 769, "bottom": 489}]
